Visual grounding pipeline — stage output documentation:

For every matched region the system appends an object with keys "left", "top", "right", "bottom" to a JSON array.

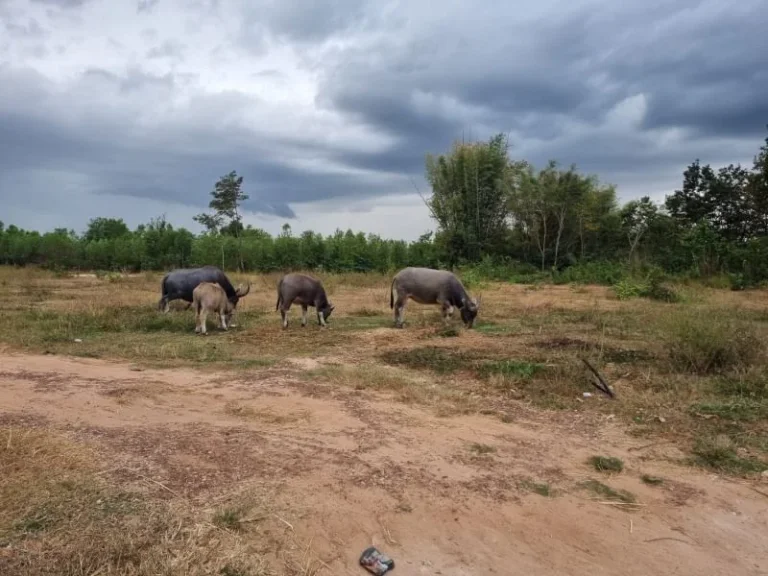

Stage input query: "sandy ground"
[{"left": 1, "top": 351, "right": 767, "bottom": 576}]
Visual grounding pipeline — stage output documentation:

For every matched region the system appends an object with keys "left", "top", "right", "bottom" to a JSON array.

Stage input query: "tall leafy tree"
[
  {"left": 194, "top": 171, "right": 249, "bottom": 270},
  {"left": 424, "top": 133, "right": 512, "bottom": 264},
  {"left": 83, "top": 217, "right": 130, "bottom": 242}
]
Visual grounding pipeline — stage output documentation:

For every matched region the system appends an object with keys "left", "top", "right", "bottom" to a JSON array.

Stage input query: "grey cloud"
[
  {"left": 3, "top": 0, "right": 768, "bottom": 237},
  {"left": 137, "top": 0, "right": 159, "bottom": 14},
  {"left": 3, "top": 17, "right": 46, "bottom": 39},
  {"left": 314, "top": 0, "right": 767, "bottom": 189},
  {"left": 30, "top": 0, "right": 90, "bottom": 7},
  {"left": 240, "top": 0, "right": 375, "bottom": 46},
  {"left": 0, "top": 66, "right": 404, "bottom": 221},
  {"left": 146, "top": 40, "right": 185, "bottom": 60}
]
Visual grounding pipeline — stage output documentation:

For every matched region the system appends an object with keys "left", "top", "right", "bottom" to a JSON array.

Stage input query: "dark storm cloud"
[
  {"left": 315, "top": 0, "right": 768, "bottom": 184},
  {"left": 0, "top": 65, "right": 402, "bottom": 220},
  {"left": 3, "top": 0, "right": 768, "bottom": 235}
]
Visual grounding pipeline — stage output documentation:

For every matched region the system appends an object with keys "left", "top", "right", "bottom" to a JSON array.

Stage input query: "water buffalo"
[
  {"left": 192, "top": 282, "right": 234, "bottom": 334},
  {"left": 390, "top": 267, "right": 481, "bottom": 328},
  {"left": 158, "top": 266, "right": 250, "bottom": 321},
  {"left": 276, "top": 273, "right": 335, "bottom": 328}
]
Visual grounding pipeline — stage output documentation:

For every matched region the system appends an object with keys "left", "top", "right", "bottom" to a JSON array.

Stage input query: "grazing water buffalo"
[
  {"left": 158, "top": 266, "right": 250, "bottom": 319},
  {"left": 390, "top": 267, "right": 481, "bottom": 328},
  {"left": 276, "top": 273, "right": 335, "bottom": 328},
  {"left": 192, "top": 282, "right": 234, "bottom": 334}
]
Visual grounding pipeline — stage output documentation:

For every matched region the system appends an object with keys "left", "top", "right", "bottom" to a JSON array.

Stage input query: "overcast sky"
[{"left": 1, "top": 0, "right": 766, "bottom": 240}]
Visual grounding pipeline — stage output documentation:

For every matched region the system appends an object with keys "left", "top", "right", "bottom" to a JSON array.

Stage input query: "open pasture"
[{"left": 1, "top": 266, "right": 767, "bottom": 575}]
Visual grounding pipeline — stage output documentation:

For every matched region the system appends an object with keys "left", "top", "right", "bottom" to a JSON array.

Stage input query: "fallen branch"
[{"left": 580, "top": 357, "right": 615, "bottom": 398}]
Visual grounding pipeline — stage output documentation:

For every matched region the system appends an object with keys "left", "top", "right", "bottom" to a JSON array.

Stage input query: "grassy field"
[{"left": 1, "top": 266, "right": 767, "bottom": 574}]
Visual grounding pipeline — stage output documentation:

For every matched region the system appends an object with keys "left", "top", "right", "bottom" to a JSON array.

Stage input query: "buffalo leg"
[
  {"left": 301, "top": 305, "right": 308, "bottom": 327},
  {"left": 394, "top": 296, "right": 407, "bottom": 328},
  {"left": 318, "top": 310, "right": 327, "bottom": 328},
  {"left": 440, "top": 300, "right": 455, "bottom": 325},
  {"left": 195, "top": 307, "right": 206, "bottom": 334},
  {"left": 280, "top": 302, "right": 291, "bottom": 329}
]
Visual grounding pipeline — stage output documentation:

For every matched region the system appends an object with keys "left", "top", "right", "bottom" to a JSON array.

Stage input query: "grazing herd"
[{"left": 158, "top": 265, "right": 481, "bottom": 334}]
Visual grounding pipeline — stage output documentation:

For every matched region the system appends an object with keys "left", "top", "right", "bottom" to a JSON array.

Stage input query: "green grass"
[
  {"left": 689, "top": 399, "right": 768, "bottom": 422},
  {"left": 588, "top": 456, "right": 624, "bottom": 473},
  {"left": 691, "top": 436, "right": 768, "bottom": 475},
  {"left": 520, "top": 480, "right": 553, "bottom": 497},
  {"left": 478, "top": 359, "right": 544, "bottom": 380},
  {"left": 579, "top": 480, "right": 636, "bottom": 503}
]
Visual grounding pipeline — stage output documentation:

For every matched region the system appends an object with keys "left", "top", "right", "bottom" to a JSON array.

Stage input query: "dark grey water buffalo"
[
  {"left": 389, "top": 267, "right": 481, "bottom": 328},
  {"left": 276, "top": 273, "right": 335, "bottom": 328},
  {"left": 158, "top": 266, "right": 250, "bottom": 319}
]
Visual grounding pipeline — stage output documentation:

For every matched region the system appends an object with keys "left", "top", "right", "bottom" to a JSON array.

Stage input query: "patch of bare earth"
[{"left": 1, "top": 352, "right": 767, "bottom": 575}]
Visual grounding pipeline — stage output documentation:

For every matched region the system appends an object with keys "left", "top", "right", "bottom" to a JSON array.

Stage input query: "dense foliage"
[{"left": 2, "top": 127, "right": 768, "bottom": 285}]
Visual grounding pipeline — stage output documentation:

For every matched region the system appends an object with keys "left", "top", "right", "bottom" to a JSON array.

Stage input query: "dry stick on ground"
[{"left": 580, "top": 357, "right": 615, "bottom": 399}]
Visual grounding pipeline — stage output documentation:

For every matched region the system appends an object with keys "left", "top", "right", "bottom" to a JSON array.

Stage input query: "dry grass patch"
[
  {"left": 0, "top": 427, "right": 274, "bottom": 575},
  {"left": 223, "top": 402, "right": 310, "bottom": 425},
  {"left": 303, "top": 363, "right": 482, "bottom": 416}
]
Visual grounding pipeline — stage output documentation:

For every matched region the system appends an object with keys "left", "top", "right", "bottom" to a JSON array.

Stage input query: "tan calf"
[{"left": 192, "top": 282, "right": 235, "bottom": 334}]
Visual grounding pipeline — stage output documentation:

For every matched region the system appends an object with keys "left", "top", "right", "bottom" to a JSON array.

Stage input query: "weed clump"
[
  {"left": 579, "top": 479, "right": 636, "bottom": 503},
  {"left": 588, "top": 455, "right": 624, "bottom": 473},
  {"left": 520, "top": 480, "right": 553, "bottom": 497}
]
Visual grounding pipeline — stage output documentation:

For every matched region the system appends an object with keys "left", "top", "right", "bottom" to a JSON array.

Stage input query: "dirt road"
[{"left": 2, "top": 351, "right": 767, "bottom": 575}]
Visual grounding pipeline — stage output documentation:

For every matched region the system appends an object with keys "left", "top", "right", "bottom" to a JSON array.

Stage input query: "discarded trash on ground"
[{"left": 360, "top": 546, "right": 395, "bottom": 575}]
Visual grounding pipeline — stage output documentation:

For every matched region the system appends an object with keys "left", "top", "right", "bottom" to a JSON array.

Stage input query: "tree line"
[{"left": 1, "top": 127, "right": 767, "bottom": 286}]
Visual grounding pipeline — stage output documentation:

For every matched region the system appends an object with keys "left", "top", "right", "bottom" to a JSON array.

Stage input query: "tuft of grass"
[
  {"left": 588, "top": 455, "right": 625, "bottom": 473},
  {"left": 713, "top": 372, "right": 768, "bottom": 400},
  {"left": 348, "top": 307, "right": 382, "bottom": 317},
  {"left": 478, "top": 359, "right": 543, "bottom": 380},
  {"left": 662, "top": 309, "right": 762, "bottom": 374},
  {"left": 520, "top": 479, "right": 553, "bottom": 497},
  {"left": 213, "top": 507, "right": 245, "bottom": 531},
  {"left": 690, "top": 436, "right": 768, "bottom": 475},
  {"left": 433, "top": 326, "right": 461, "bottom": 338},
  {"left": 579, "top": 479, "right": 636, "bottom": 503},
  {"left": 469, "top": 443, "right": 496, "bottom": 455},
  {"left": 641, "top": 475, "right": 664, "bottom": 486}
]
